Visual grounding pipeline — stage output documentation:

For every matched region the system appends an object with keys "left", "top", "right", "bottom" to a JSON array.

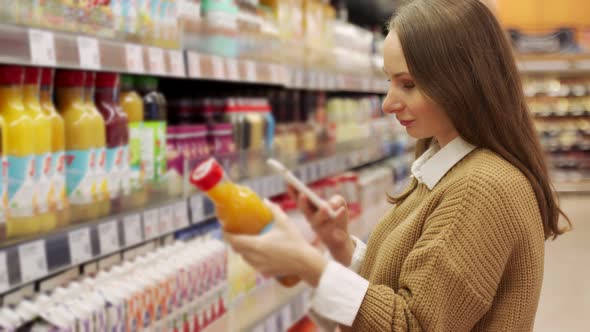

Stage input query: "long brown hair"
[{"left": 388, "top": 0, "right": 570, "bottom": 239}]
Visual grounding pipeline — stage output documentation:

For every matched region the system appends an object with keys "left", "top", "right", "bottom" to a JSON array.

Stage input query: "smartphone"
[{"left": 266, "top": 158, "right": 338, "bottom": 218}]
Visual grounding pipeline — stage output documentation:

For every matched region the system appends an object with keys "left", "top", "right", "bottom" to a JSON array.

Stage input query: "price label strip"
[
  {"left": 168, "top": 49, "right": 185, "bottom": 77},
  {"left": 187, "top": 52, "right": 201, "bottom": 78},
  {"left": 245, "top": 61, "right": 257, "bottom": 82},
  {"left": 98, "top": 220, "right": 120, "bottom": 255},
  {"left": 143, "top": 208, "right": 160, "bottom": 239},
  {"left": 190, "top": 195, "right": 204, "bottom": 223},
  {"left": 174, "top": 201, "right": 190, "bottom": 229},
  {"left": 159, "top": 205, "right": 174, "bottom": 234},
  {"left": 225, "top": 58, "right": 240, "bottom": 81},
  {"left": 68, "top": 228, "right": 92, "bottom": 265},
  {"left": 0, "top": 252, "right": 9, "bottom": 292},
  {"left": 77, "top": 36, "right": 101, "bottom": 70},
  {"left": 211, "top": 56, "right": 225, "bottom": 79},
  {"left": 123, "top": 214, "right": 143, "bottom": 246},
  {"left": 125, "top": 44, "right": 145, "bottom": 73},
  {"left": 19, "top": 240, "right": 48, "bottom": 284},
  {"left": 28, "top": 29, "right": 56, "bottom": 66},
  {"left": 148, "top": 47, "right": 166, "bottom": 75}
]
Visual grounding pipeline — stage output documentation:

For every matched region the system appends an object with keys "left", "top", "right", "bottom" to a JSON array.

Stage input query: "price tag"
[
  {"left": 174, "top": 201, "right": 190, "bottom": 229},
  {"left": 76, "top": 36, "right": 101, "bottom": 70},
  {"left": 0, "top": 252, "right": 9, "bottom": 292},
  {"left": 211, "top": 56, "right": 225, "bottom": 79},
  {"left": 270, "top": 64, "right": 281, "bottom": 83},
  {"left": 143, "top": 208, "right": 160, "bottom": 239},
  {"left": 28, "top": 29, "right": 56, "bottom": 66},
  {"left": 362, "top": 78, "right": 371, "bottom": 91},
  {"left": 187, "top": 52, "right": 201, "bottom": 78},
  {"left": 159, "top": 205, "right": 174, "bottom": 234},
  {"left": 168, "top": 49, "right": 185, "bottom": 77},
  {"left": 125, "top": 43, "right": 145, "bottom": 73},
  {"left": 245, "top": 61, "right": 257, "bottom": 82},
  {"left": 225, "top": 58, "right": 240, "bottom": 81},
  {"left": 19, "top": 241, "right": 48, "bottom": 283},
  {"left": 123, "top": 214, "right": 143, "bottom": 246},
  {"left": 148, "top": 47, "right": 166, "bottom": 75},
  {"left": 295, "top": 69, "right": 305, "bottom": 87},
  {"left": 68, "top": 228, "right": 92, "bottom": 265},
  {"left": 98, "top": 220, "right": 120, "bottom": 255},
  {"left": 190, "top": 195, "right": 204, "bottom": 223}
]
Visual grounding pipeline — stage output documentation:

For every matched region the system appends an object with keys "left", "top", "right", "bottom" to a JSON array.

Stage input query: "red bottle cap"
[
  {"left": 41, "top": 68, "right": 55, "bottom": 86},
  {"left": 24, "top": 67, "right": 41, "bottom": 84},
  {"left": 95, "top": 72, "right": 119, "bottom": 88},
  {"left": 0, "top": 65, "right": 24, "bottom": 85},
  {"left": 191, "top": 158, "right": 224, "bottom": 191},
  {"left": 84, "top": 71, "right": 95, "bottom": 88},
  {"left": 55, "top": 70, "right": 85, "bottom": 87}
]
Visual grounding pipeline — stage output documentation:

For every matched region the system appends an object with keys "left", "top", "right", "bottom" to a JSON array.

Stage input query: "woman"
[{"left": 225, "top": 0, "right": 571, "bottom": 330}]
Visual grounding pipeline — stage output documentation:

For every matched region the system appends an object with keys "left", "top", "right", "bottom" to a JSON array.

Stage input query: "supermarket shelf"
[
  {"left": 517, "top": 54, "right": 590, "bottom": 74},
  {"left": 0, "top": 23, "right": 388, "bottom": 93},
  {"left": 554, "top": 181, "right": 590, "bottom": 194},
  {"left": 0, "top": 143, "right": 396, "bottom": 296}
]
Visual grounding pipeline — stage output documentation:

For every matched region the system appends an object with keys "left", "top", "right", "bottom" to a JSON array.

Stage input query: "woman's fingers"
[{"left": 298, "top": 193, "right": 317, "bottom": 220}]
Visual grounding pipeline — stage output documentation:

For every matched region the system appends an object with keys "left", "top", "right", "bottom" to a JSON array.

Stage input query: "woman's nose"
[{"left": 382, "top": 94, "right": 404, "bottom": 115}]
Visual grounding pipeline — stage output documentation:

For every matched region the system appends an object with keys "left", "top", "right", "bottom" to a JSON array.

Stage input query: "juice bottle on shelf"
[
  {"left": 40, "top": 68, "right": 69, "bottom": 227},
  {"left": 55, "top": 70, "right": 100, "bottom": 223},
  {"left": 190, "top": 158, "right": 300, "bottom": 287},
  {"left": 137, "top": 77, "right": 167, "bottom": 190},
  {"left": 0, "top": 66, "right": 37, "bottom": 237},
  {"left": 84, "top": 72, "right": 111, "bottom": 217},
  {"left": 120, "top": 75, "right": 148, "bottom": 207},
  {"left": 22, "top": 67, "right": 57, "bottom": 233},
  {"left": 95, "top": 73, "right": 130, "bottom": 213}
]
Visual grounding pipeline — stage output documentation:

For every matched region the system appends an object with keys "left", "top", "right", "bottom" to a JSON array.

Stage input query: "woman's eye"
[{"left": 402, "top": 81, "right": 415, "bottom": 89}]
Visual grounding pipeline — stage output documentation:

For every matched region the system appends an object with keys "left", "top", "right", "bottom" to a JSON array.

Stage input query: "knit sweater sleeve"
[{"left": 352, "top": 175, "right": 525, "bottom": 332}]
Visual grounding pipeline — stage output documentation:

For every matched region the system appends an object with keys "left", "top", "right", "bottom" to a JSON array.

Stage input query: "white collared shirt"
[{"left": 308, "top": 137, "right": 476, "bottom": 330}]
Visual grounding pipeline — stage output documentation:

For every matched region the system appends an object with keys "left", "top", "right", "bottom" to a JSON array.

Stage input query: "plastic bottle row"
[
  {"left": 0, "top": 66, "right": 168, "bottom": 240},
  {"left": 0, "top": 237, "right": 228, "bottom": 332}
]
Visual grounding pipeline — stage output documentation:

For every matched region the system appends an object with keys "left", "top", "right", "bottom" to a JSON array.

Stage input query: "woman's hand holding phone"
[{"left": 288, "top": 185, "right": 356, "bottom": 267}]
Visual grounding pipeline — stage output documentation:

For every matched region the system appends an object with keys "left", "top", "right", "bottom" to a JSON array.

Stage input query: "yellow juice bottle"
[
  {"left": 23, "top": 67, "right": 57, "bottom": 233},
  {"left": 55, "top": 70, "right": 100, "bottom": 223},
  {"left": 0, "top": 66, "right": 40, "bottom": 237},
  {"left": 40, "top": 68, "right": 69, "bottom": 227},
  {"left": 84, "top": 72, "right": 111, "bottom": 217},
  {"left": 120, "top": 75, "right": 148, "bottom": 208}
]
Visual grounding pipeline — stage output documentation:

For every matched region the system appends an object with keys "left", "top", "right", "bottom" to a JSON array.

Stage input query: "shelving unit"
[{"left": 0, "top": 24, "right": 388, "bottom": 93}]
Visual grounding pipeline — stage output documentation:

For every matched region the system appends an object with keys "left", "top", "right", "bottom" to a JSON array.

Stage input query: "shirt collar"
[{"left": 411, "top": 136, "right": 476, "bottom": 190}]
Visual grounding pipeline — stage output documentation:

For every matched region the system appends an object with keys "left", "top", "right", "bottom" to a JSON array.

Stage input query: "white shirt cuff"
[
  {"left": 349, "top": 236, "right": 366, "bottom": 273},
  {"left": 310, "top": 261, "right": 370, "bottom": 327}
]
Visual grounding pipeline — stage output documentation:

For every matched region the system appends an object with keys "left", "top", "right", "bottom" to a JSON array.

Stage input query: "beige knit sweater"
[{"left": 352, "top": 149, "right": 545, "bottom": 331}]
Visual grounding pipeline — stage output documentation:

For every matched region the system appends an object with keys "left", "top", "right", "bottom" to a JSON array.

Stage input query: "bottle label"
[
  {"left": 36, "top": 152, "right": 53, "bottom": 214},
  {"left": 95, "top": 147, "right": 109, "bottom": 202},
  {"left": 7, "top": 155, "right": 36, "bottom": 218},
  {"left": 0, "top": 156, "right": 7, "bottom": 223},
  {"left": 106, "top": 146, "right": 124, "bottom": 199},
  {"left": 129, "top": 124, "right": 144, "bottom": 192},
  {"left": 53, "top": 151, "right": 67, "bottom": 211},
  {"left": 65, "top": 150, "right": 95, "bottom": 205}
]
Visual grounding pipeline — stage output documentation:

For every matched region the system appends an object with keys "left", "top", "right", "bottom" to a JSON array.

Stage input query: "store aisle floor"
[{"left": 535, "top": 194, "right": 590, "bottom": 332}]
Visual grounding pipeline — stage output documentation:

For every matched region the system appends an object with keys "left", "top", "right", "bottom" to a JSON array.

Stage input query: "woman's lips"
[{"left": 399, "top": 120, "right": 415, "bottom": 127}]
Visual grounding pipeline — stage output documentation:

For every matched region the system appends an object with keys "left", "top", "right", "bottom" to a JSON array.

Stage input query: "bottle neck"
[
  {"left": 0, "top": 84, "right": 24, "bottom": 111},
  {"left": 23, "top": 83, "right": 41, "bottom": 104},
  {"left": 95, "top": 87, "right": 119, "bottom": 104},
  {"left": 55, "top": 87, "right": 85, "bottom": 110},
  {"left": 40, "top": 86, "right": 53, "bottom": 103},
  {"left": 84, "top": 86, "right": 94, "bottom": 103}
]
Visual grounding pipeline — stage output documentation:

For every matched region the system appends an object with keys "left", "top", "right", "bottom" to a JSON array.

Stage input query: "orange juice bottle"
[
  {"left": 55, "top": 70, "right": 99, "bottom": 222},
  {"left": 23, "top": 67, "right": 57, "bottom": 233},
  {"left": 0, "top": 66, "right": 39, "bottom": 237},
  {"left": 40, "top": 68, "right": 69, "bottom": 227},
  {"left": 84, "top": 72, "right": 111, "bottom": 217},
  {"left": 190, "top": 158, "right": 299, "bottom": 287},
  {"left": 120, "top": 75, "right": 148, "bottom": 208}
]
